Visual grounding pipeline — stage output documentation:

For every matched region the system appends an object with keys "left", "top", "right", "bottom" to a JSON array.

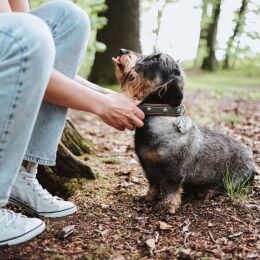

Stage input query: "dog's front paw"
[
  {"left": 167, "top": 204, "right": 178, "bottom": 214},
  {"left": 158, "top": 192, "right": 182, "bottom": 214},
  {"left": 157, "top": 201, "right": 179, "bottom": 214},
  {"left": 140, "top": 194, "right": 155, "bottom": 202},
  {"left": 141, "top": 186, "right": 159, "bottom": 202}
]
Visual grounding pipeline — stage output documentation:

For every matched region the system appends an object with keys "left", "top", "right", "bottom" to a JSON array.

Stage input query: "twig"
[
  {"left": 155, "top": 231, "right": 160, "bottom": 243},
  {"left": 96, "top": 153, "right": 128, "bottom": 158},
  {"left": 125, "top": 241, "right": 134, "bottom": 252},
  {"left": 155, "top": 246, "right": 174, "bottom": 253},
  {"left": 184, "top": 232, "right": 192, "bottom": 248},
  {"left": 209, "top": 231, "right": 216, "bottom": 244},
  {"left": 228, "top": 232, "right": 243, "bottom": 238}
]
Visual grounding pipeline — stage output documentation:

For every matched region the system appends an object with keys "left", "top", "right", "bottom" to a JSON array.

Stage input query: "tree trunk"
[
  {"left": 201, "top": 0, "right": 222, "bottom": 71},
  {"left": 89, "top": 0, "right": 141, "bottom": 84},
  {"left": 195, "top": 0, "right": 212, "bottom": 66},
  {"left": 223, "top": 0, "right": 248, "bottom": 69},
  {"left": 37, "top": 119, "right": 96, "bottom": 198}
]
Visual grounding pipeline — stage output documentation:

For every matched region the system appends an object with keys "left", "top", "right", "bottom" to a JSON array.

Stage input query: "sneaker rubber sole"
[
  {"left": 9, "top": 197, "right": 77, "bottom": 218},
  {"left": 0, "top": 221, "right": 45, "bottom": 246}
]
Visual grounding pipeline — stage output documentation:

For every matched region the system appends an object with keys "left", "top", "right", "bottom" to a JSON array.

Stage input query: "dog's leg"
[
  {"left": 143, "top": 185, "right": 159, "bottom": 202},
  {"left": 158, "top": 176, "right": 183, "bottom": 214}
]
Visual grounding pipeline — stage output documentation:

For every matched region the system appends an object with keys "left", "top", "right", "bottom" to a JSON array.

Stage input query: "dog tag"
[
  {"left": 176, "top": 116, "right": 186, "bottom": 133},
  {"left": 162, "top": 107, "right": 168, "bottom": 113}
]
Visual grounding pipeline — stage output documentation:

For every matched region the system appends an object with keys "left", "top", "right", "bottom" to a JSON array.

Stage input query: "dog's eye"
[{"left": 151, "top": 54, "right": 161, "bottom": 63}]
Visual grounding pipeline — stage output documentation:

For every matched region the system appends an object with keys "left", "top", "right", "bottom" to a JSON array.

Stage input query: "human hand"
[{"left": 96, "top": 93, "right": 145, "bottom": 131}]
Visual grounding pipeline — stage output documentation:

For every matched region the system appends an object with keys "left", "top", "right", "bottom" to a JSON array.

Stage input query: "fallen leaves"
[
  {"left": 158, "top": 221, "right": 172, "bottom": 230},
  {"left": 145, "top": 232, "right": 159, "bottom": 256},
  {"left": 57, "top": 225, "right": 75, "bottom": 240},
  {"left": 2, "top": 94, "right": 259, "bottom": 259},
  {"left": 228, "top": 231, "right": 243, "bottom": 238},
  {"left": 145, "top": 238, "right": 156, "bottom": 250}
]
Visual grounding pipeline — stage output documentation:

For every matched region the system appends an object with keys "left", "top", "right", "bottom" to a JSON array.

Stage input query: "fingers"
[
  {"left": 121, "top": 94, "right": 145, "bottom": 120},
  {"left": 117, "top": 126, "right": 126, "bottom": 131},
  {"left": 130, "top": 113, "right": 144, "bottom": 128},
  {"left": 122, "top": 116, "right": 136, "bottom": 130},
  {"left": 133, "top": 106, "right": 145, "bottom": 120}
]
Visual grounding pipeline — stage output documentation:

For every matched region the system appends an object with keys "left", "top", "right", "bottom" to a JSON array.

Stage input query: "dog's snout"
[{"left": 119, "top": 48, "right": 128, "bottom": 56}]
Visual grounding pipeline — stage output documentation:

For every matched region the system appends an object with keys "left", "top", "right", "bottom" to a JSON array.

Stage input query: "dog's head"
[{"left": 113, "top": 49, "right": 184, "bottom": 105}]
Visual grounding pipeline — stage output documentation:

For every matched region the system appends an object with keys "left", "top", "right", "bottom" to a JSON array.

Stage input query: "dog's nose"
[{"left": 119, "top": 48, "right": 128, "bottom": 55}]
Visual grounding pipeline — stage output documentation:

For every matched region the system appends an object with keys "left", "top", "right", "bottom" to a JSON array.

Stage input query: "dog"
[{"left": 112, "top": 49, "right": 256, "bottom": 214}]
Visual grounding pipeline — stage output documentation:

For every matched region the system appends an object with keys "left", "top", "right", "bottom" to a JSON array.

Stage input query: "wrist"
[{"left": 90, "top": 93, "right": 108, "bottom": 117}]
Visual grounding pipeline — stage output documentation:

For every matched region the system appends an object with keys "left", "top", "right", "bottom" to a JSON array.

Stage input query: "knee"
[
  {"left": 48, "top": 0, "right": 91, "bottom": 40},
  {"left": 14, "top": 14, "right": 55, "bottom": 65}
]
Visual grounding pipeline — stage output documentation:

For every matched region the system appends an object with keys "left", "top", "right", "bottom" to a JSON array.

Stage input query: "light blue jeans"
[{"left": 0, "top": 0, "right": 90, "bottom": 207}]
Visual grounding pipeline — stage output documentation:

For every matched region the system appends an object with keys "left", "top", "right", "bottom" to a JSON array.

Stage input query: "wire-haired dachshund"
[{"left": 113, "top": 49, "right": 256, "bottom": 214}]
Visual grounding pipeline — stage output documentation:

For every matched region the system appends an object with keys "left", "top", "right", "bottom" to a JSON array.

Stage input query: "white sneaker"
[
  {"left": 0, "top": 209, "right": 45, "bottom": 246},
  {"left": 9, "top": 164, "right": 76, "bottom": 218}
]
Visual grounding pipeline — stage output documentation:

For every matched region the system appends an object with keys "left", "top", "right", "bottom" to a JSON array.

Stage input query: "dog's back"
[
  {"left": 135, "top": 116, "right": 256, "bottom": 192},
  {"left": 113, "top": 49, "right": 256, "bottom": 213}
]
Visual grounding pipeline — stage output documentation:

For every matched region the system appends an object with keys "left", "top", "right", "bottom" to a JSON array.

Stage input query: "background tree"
[
  {"left": 195, "top": 0, "right": 215, "bottom": 66},
  {"left": 223, "top": 0, "right": 249, "bottom": 69},
  {"left": 201, "top": 0, "right": 222, "bottom": 71},
  {"left": 147, "top": 0, "right": 176, "bottom": 47},
  {"left": 89, "top": 0, "right": 141, "bottom": 84}
]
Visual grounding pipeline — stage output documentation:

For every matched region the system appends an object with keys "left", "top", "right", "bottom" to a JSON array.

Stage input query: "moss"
[{"left": 101, "top": 157, "right": 121, "bottom": 165}]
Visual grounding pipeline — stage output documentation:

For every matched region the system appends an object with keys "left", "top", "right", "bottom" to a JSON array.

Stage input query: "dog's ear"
[
  {"left": 158, "top": 76, "right": 184, "bottom": 106},
  {"left": 141, "top": 76, "right": 184, "bottom": 105}
]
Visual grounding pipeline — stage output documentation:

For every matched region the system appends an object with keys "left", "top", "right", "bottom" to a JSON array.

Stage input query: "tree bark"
[
  {"left": 223, "top": 0, "right": 248, "bottom": 69},
  {"left": 89, "top": 0, "right": 141, "bottom": 84},
  {"left": 201, "top": 0, "right": 222, "bottom": 71},
  {"left": 195, "top": 0, "right": 212, "bottom": 66},
  {"left": 37, "top": 120, "right": 96, "bottom": 198}
]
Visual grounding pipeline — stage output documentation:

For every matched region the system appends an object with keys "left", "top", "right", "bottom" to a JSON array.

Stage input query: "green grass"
[
  {"left": 186, "top": 69, "right": 260, "bottom": 100},
  {"left": 223, "top": 169, "right": 252, "bottom": 205},
  {"left": 102, "top": 68, "right": 260, "bottom": 100},
  {"left": 223, "top": 114, "right": 241, "bottom": 124}
]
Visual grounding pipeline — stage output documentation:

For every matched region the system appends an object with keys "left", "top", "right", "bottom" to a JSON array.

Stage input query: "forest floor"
[{"left": 1, "top": 74, "right": 260, "bottom": 259}]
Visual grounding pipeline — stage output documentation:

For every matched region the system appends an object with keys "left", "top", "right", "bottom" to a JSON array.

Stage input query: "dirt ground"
[{"left": 1, "top": 90, "right": 259, "bottom": 259}]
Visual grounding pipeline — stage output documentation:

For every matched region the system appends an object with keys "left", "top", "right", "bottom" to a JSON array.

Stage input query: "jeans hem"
[
  {"left": 0, "top": 199, "right": 8, "bottom": 208},
  {"left": 24, "top": 154, "right": 56, "bottom": 166}
]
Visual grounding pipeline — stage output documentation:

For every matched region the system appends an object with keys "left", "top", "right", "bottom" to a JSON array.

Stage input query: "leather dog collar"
[{"left": 138, "top": 104, "right": 185, "bottom": 116}]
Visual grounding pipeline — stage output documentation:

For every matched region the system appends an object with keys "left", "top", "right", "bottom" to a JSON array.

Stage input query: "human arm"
[
  {"left": 3, "top": 0, "right": 144, "bottom": 130},
  {"left": 0, "top": 0, "right": 12, "bottom": 12},
  {"left": 8, "top": 0, "right": 29, "bottom": 12},
  {"left": 45, "top": 70, "right": 144, "bottom": 131},
  {"left": 75, "top": 76, "right": 115, "bottom": 94}
]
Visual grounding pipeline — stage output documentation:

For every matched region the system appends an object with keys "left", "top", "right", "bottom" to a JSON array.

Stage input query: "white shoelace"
[
  {"left": 23, "top": 174, "right": 63, "bottom": 202},
  {"left": 0, "top": 209, "right": 25, "bottom": 228}
]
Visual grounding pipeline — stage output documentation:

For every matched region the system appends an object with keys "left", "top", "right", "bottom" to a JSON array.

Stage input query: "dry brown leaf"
[
  {"left": 145, "top": 238, "right": 156, "bottom": 249},
  {"left": 158, "top": 221, "right": 172, "bottom": 230}
]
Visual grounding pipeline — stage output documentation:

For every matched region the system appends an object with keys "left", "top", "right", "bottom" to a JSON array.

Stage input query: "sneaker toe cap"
[
  {"left": 25, "top": 218, "right": 45, "bottom": 233},
  {"left": 59, "top": 200, "right": 76, "bottom": 210}
]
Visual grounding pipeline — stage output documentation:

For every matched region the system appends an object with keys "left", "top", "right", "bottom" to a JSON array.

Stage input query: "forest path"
[{"left": 1, "top": 90, "right": 259, "bottom": 259}]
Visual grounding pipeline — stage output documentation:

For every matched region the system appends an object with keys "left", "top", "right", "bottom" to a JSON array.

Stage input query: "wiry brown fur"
[
  {"left": 115, "top": 65, "right": 155, "bottom": 100},
  {"left": 113, "top": 49, "right": 257, "bottom": 214}
]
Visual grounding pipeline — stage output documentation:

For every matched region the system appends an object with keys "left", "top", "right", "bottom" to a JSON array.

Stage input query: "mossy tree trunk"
[
  {"left": 201, "top": 0, "right": 222, "bottom": 71},
  {"left": 37, "top": 119, "right": 96, "bottom": 198},
  {"left": 223, "top": 0, "right": 248, "bottom": 69}
]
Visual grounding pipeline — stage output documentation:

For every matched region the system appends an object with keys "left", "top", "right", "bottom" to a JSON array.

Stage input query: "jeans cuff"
[
  {"left": 0, "top": 199, "right": 8, "bottom": 208},
  {"left": 24, "top": 154, "right": 56, "bottom": 166}
]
